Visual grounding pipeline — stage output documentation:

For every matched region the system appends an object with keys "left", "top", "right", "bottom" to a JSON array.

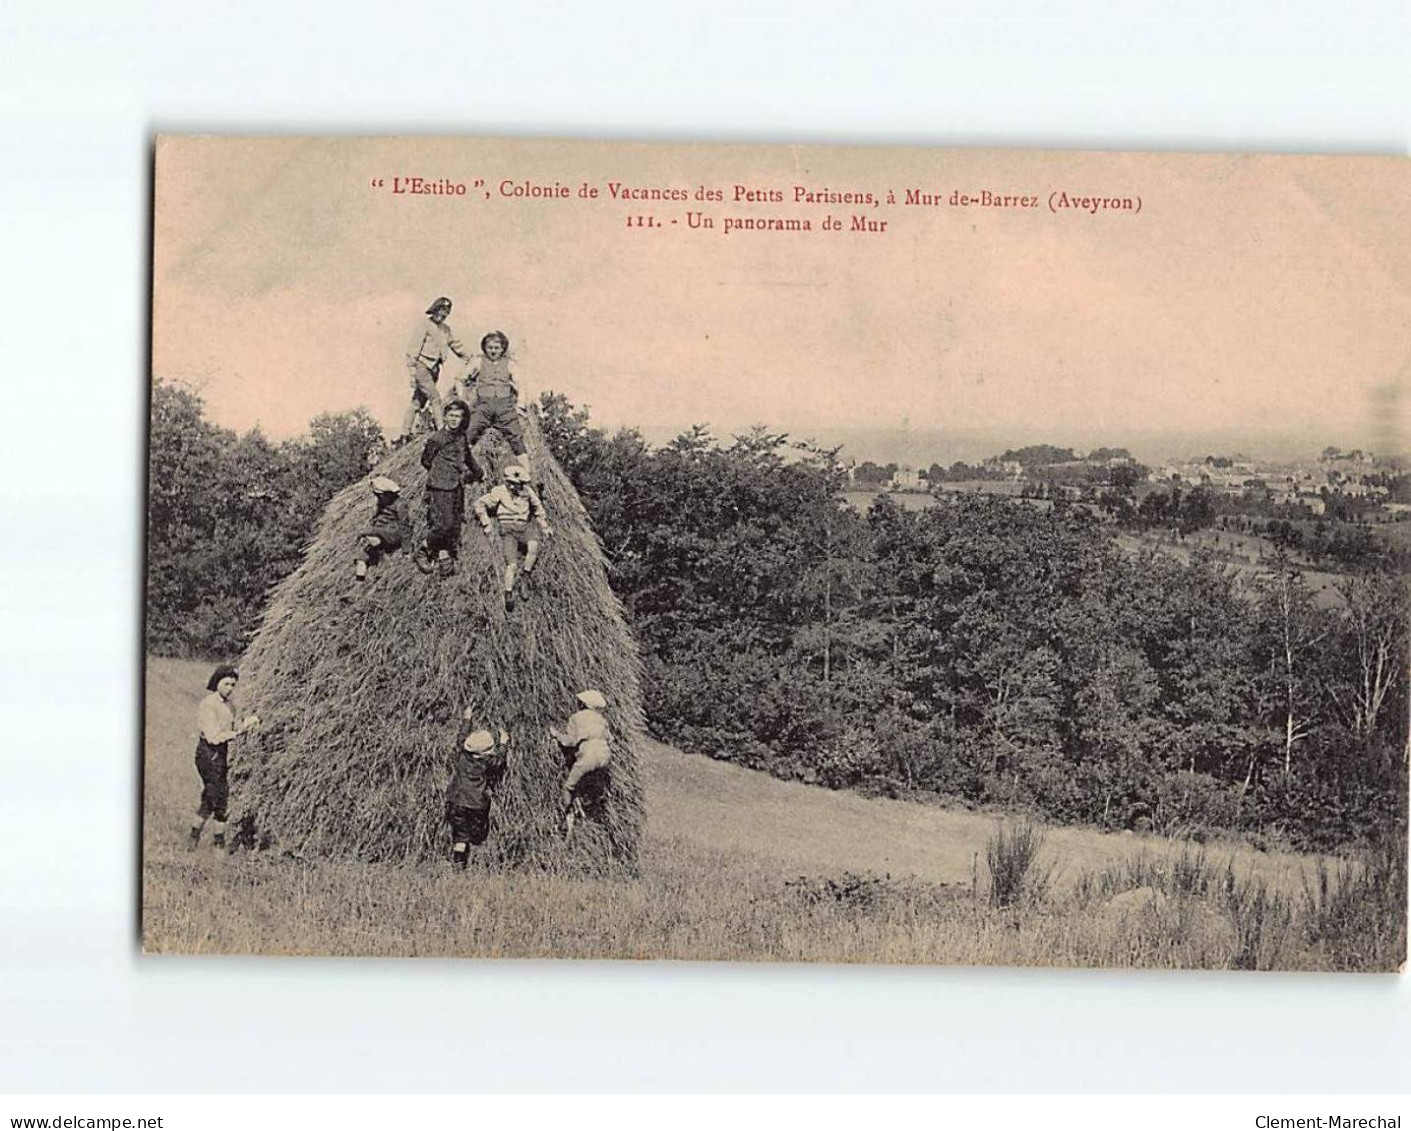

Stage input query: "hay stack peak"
[{"left": 230, "top": 415, "right": 646, "bottom": 869}]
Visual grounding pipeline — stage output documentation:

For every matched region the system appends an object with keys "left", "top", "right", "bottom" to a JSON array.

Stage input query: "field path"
[{"left": 643, "top": 741, "right": 1314, "bottom": 888}]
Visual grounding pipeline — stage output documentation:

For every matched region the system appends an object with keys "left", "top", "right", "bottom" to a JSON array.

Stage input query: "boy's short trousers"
[
  {"left": 564, "top": 740, "right": 612, "bottom": 792},
  {"left": 466, "top": 395, "right": 526, "bottom": 454},
  {"left": 194, "top": 740, "right": 229, "bottom": 822},
  {"left": 501, "top": 528, "right": 536, "bottom": 559},
  {"left": 409, "top": 362, "right": 441, "bottom": 407},
  {"left": 361, "top": 522, "right": 405, "bottom": 552},
  {"left": 447, "top": 804, "right": 491, "bottom": 846}
]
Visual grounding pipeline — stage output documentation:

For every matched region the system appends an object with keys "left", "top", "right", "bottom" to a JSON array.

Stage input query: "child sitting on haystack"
[
  {"left": 458, "top": 331, "right": 534, "bottom": 479},
  {"left": 474, "top": 464, "right": 552, "bottom": 610},
  {"left": 446, "top": 705, "right": 510, "bottom": 869},
  {"left": 354, "top": 476, "right": 409, "bottom": 581},
  {"left": 551, "top": 689, "right": 613, "bottom": 834}
]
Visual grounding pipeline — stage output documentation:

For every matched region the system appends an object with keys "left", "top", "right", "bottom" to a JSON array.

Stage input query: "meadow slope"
[{"left": 141, "top": 657, "right": 1404, "bottom": 969}]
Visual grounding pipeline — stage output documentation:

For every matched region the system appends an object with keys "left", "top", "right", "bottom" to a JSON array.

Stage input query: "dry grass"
[
  {"left": 143, "top": 657, "right": 1406, "bottom": 969},
  {"left": 227, "top": 413, "right": 646, "bottom": 869}
]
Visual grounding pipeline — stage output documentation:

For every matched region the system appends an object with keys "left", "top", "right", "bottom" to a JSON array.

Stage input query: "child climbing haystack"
[
  {"left": 355, "top": 476, "right": 409, "bottom": 581},
  {"left": 447, "top": 706, "right": 510, "bottom": 868},
  {"left": 475, "top": 464, "right": 552, "bottom": 609}
]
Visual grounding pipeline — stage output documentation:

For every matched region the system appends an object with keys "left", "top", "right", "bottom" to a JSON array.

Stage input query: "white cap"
[
  {"left": 371, "top": 476, "right": 401, "bottom": 494},
  {"left": 576, "top": 690, "right": 607, "bottom": 710},
  {"left": 463, "top": 730, "right": 496, "bottom": 754}
]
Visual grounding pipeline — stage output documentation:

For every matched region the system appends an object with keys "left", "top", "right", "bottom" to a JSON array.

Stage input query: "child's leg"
[
  {"left": 523, "top": 537, "right": 540, "bottom": 574},
  {"left": 500, "top": 533, "right": 518, "bottom": 593},
  {"left": 466, "top": 808, "right": 491, "bottom": 847},
  {"left": 464, "top": 401, "right": 492, "bottom": 447},
  {"left": 356, "top": 535, "right": 383, "bottom": 578},
  {"left": 422, "top": 491, "right": 451, "bottom": 563},
  {"left": 189, "top": 805, "right": 208, "bottom": 848},
  {"left": 448, "top": 487, "right": 465, "bottom": 559},
  {"left": 400, "top": 384, "right": 421, "bottom": 439},
  {"left": 448, "top": 806, "right": 471, "bottom": 867},
  {"left": 493, "top": 401, "right": 530, "bottom": 476}
]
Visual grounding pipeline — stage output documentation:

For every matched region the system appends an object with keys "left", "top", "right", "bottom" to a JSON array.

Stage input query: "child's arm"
[
  {"left": 405, "top": 324, "right": 428, "bottom": 369},
  {"left": 527, "top": 487, "right": 552, "bottom": 536},
  {"left": 472, "top": 489, "right": 498, "bottom": 536},
  {"left": 420, "top": 433, "right": 445, "bottom": 470},
  {"left": 198, "top": 698, "right": 256, "bottom": 744},
  {"left": 552, "top": 714, "right": 583, "bottom": 748}
]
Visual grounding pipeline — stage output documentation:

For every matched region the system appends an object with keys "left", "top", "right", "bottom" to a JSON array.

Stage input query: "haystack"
[{"left": 228, "top": 412, "right": 647, "bottom": 870}]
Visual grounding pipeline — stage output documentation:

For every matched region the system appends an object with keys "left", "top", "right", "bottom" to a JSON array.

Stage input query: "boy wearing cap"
[
  {"left": 416, "top": 398, "right": 484, "bottom": 578},
  {"left": 447, "top": 706, "right": 510, "bottom": 868},
  {"left": 355, "top": 476, "right": 410, "bottom": 581},
  {"left": 188, "top": 665, "right": 259, "bottom": 851},
  {"left": 473, "top": 464, "right": 552, "bottom": 609},
  {"left": 398, "top": 297, "right": 472, "bottom": 445},
  {"left": 551, "top": 690, "right": 612, "bottom": 825}
]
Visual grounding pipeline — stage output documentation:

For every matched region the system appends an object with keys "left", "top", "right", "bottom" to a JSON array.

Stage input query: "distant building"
[{"left": 890, "top": 466, "right": 922, "bottom": 491}]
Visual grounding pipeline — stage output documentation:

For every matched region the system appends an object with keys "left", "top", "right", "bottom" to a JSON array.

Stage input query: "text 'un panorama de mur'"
[{"left": 370, "top": 178, "right": 1143, "bottom": 224}]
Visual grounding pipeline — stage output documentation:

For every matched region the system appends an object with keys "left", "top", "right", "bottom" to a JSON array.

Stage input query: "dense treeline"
[
  {"left": 146, "top": 382, "right": 1407, "bottom": 850},
  {"left": 146, "top": 381, "right": 384, "bottom": 655},
  {"left": 539, "top": 394, "right": 1408, "bottom": 851}
]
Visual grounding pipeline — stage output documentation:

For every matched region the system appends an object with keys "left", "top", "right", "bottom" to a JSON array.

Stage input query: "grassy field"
[
  {"left": 142, "top": 657, "right": 1405, "bottom": 969},
  {"left": 1114, "top": 530, "right": 1349, "bottom": 608}
]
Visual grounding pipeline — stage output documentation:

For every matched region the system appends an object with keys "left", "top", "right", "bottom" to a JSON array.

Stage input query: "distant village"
[{"left": 845, "top": 444, "right": 1409, "bottom": 523}]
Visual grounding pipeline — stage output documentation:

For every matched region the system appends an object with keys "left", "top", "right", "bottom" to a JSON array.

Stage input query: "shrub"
[
  {"left": 985, "top": 820, "right": 1053, "bottom": 908},
  {"left": 814, "top": 724, "right": 883, "bottom": 790},
  {"left": 1301, "top": 825, "right": 1408, "bottom": 972},
  {"left": 1152, "top": 771, "right": 1240, "bottom": 839}
]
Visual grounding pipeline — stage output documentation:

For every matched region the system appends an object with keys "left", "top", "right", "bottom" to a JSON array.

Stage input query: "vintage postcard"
[{"left": 144, "top": 136, "right": 1409, "bottom": 969}]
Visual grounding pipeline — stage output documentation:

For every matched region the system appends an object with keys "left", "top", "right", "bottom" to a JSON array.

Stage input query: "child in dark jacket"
[
  {"left": 355, "top": 476, "right": 410, "bottom": 580},
  {"left": 415, "top": 398, "right": 484, "bottom": 578},
  {"left": 447, "top": 707, "right": 510, "bottom": 868}
]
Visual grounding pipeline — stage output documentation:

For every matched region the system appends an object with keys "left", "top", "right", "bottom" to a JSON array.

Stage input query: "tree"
[
  {"left": 1329, "top": 573, "right": 1407, "bottom": 747},
  {"left": 147, "top": 381, "right": 388, "bottom": 656},
  {"left": 1254, "top": 562, "right": 1330, "bottom": 778},
  {"left": 146, "top": 381, "right": 235, "bottom": 654}
]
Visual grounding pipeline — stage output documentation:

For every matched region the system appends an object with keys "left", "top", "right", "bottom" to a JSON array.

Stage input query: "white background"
[{"left": 1, "top": 0, "right": 1408, "bottom": 1095}]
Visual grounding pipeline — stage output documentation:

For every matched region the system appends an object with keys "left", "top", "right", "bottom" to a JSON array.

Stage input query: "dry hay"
[{"left": 229, "top": 413, "right": 646, "bottom": 871}]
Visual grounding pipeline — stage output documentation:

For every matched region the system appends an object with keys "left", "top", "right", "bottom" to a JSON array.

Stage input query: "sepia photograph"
[{"left": 142, "top": 135, "right": 1409, "bottom": 971}]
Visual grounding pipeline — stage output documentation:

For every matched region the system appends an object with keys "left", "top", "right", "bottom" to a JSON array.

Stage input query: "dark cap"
[
  {"left": 207, "top": 664, "right": 240, "bottom": 691},
  {"left": 426, "top": 297, "right": 453, "bottom": 315}
]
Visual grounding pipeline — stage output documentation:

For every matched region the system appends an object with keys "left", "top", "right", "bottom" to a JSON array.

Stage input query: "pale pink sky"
[{"left": 153, "top": 138, "right": 1411, "bottom": 455}]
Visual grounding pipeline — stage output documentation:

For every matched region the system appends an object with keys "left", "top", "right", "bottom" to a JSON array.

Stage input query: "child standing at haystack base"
[
  {"left": 416, "top": 398, "right": 484, "bottom": 578},
  {"left": 460, "top": 331, "right": 534, "bottom": 479},
  {"left": 189, "top": 665, "right": 259, "bottom": 851},
  {"left": 474, "top": 464, "right": 552, "bottom": 610},
  {"left": 551, "top": 690, "right": 613, "bottom": 832},
  {"left": 447, "top": 706, "right": 510, "bottom": 869},
  {"left": 355, "top": 476, "right": 409, "bottom": 581}
]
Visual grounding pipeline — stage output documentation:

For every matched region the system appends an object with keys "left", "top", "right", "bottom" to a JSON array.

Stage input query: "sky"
[{"left": 152, "top": 137, "right": 1411, "bottom": 462}]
